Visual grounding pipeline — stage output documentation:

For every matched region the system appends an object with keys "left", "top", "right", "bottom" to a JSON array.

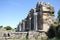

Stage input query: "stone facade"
[
  {"left": 0, "top": 31, "right": 47, "bottom": 40},
  {"left": 16, "top": 2, "right": 54, "bottom": 32}
]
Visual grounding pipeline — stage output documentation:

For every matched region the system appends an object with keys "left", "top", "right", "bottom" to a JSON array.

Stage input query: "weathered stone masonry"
[{"left": 16, "top": 2, "right": 54, "bottom": 32}]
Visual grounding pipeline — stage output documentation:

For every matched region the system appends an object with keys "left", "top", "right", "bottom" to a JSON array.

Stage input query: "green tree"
[
  {"left": 4, "top": 26, "right": 12, "bottom": 30},
  {"left": 0, "top": 26, "right": 3, "bottom": 28},
  {"left": 58, "top": 9, "right": 60, "bottom": 23},
  {"left": 55, "top": 9, "right": 60, "bottom": 39},
  {"left": 46, "top": 25, "right": 56, "bottom": 39},
  {"left": 14, "top": 28, "right": 16, "bottom": 29},
  {"left": 56, "top": 25, "right": 60, "bottom": 39}
]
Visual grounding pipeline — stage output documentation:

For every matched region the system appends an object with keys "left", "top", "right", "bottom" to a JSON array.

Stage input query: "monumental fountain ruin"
[{"left": 16, "top": 2, "right": 54, "bottom": 32}]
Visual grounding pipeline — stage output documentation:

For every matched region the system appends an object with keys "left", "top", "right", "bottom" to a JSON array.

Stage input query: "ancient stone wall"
[{"left": 0, "top": 31, "right": 47, "bottom": 40}]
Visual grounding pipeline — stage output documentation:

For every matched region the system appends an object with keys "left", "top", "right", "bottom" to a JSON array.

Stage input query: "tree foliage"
[
  {"left": 0, "top": 26, "right": 3, "bottom": 28},
  {"left": 4, "top": 26, "right": 12, "bottom": 30},
  {"left": 56, "top": 25, "right": 60, "bottom": 38},
  {"left": 58, "top": 10, "right": 60, "bottom": 23},
  {"left": 46, "top": 25, "right": 56, "bottom": 39},
  {"left": 55, "top": 9, "right": 60, "bottom": 38}
]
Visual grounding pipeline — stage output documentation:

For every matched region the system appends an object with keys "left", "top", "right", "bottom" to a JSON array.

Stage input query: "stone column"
[
  {"left": 34, "top": 13, "right": 37, "bottom": 31},
  {"left": 33, "top": 8, "right": 38, "bottom": 31},
  {"left": 22, "top": 20, "right": 25, "bottom": 31},
  {"left": 19, "top": 23, "right": 22, "bottom": 31},
  {"left": 29, "top": 17, "right": 31, "bottom": 31}
]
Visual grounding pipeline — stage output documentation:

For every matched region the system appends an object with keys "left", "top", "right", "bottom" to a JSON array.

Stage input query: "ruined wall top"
[
  {"left": 36, "top": 2, "right": 54, "bottom": 12},
  {"left": 36, "top": 2, "right": 51, "bottom": 7}
]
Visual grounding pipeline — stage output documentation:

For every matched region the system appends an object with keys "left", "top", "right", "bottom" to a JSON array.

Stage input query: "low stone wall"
[{"left": 0, "top": 31, "right": 47, "bottom": 40}]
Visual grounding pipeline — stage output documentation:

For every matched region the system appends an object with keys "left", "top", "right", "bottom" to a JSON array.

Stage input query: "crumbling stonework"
[
  {"left": 16, "top": 2, "right": 54, "bottom": 33},
  {"left": 0, "top": 31, "right": 48, "bottom": 40}
]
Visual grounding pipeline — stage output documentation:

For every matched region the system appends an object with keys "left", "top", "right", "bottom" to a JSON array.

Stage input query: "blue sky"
[{"left": 0, "top": 0, "right": 60, "bottom": 28}]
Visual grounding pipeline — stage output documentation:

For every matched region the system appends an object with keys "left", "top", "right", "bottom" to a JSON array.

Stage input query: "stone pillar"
[
  {"left": 19, "top": 23, "right": 22, "bottom": 31},
  {"left": 29, "top": 17, "right": 31, "bottom": 31},
  {"left": 22, "top": 20, "right": 25, "bottom": 31},
  {"left": 33, "top": 8, "right": 38, "bottom": 31},
  {"left": 16, "top": 22, "right": 22, "bottom": 32},
  {"left": 34, "top": 13, "right": 37, "bottom": 31}
]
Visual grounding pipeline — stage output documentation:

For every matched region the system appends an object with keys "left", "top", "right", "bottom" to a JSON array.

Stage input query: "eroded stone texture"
[{"left": 16, "top": 2, "right": 54, "bottom": 33}]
